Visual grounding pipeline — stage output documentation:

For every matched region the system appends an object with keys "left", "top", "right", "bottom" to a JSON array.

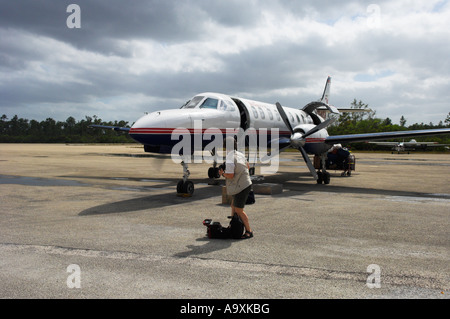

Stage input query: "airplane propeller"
[{"left": 275, "top": 102, "right": 335, "bottom": 180}]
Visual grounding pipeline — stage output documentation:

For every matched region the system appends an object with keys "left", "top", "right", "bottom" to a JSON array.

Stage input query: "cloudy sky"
[{"left": 1, "top": 0, "right": 449, "bottom": 126}]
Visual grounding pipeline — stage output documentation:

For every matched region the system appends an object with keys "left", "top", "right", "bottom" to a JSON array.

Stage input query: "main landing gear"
[
  {"left": 316, "top": 170, "right": 331, "bottom": 184},
  {"left": 207, "top": 163, "right": 221, "bottom": 179},
  {"left": 316, "top": 154, "right": 330, "bottom": 184},
  {"left": 176, "top": 161, "right": 194, "bottom": 196}
]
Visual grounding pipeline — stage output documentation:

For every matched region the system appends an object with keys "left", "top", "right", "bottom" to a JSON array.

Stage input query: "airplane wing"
[
  {"left": 368, "top": 141, "right": 399, "bottom": 146},
  {"left": 428, "top": 143, "right": 450, "bottom": 147},
  {"left": 89, "top": 125, "right": 130, "bottom": 132},
  {"left": 405, "top": 142, "right": 449, "bottom": 147},
  {"left": 325, "top": 128, "right": 450, "bottom": 144}
]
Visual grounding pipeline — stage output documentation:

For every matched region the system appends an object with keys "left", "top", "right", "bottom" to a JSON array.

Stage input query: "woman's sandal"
[{"left": 241, "top": 231, "right": 253, "bottom": 239}]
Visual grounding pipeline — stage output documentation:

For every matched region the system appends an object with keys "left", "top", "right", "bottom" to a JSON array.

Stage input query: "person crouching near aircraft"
[{"left": 219, "top": 136, "right": 253, "bottom": 239}]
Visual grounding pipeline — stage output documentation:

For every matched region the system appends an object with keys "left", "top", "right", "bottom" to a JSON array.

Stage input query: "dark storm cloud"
[
  {"left": 0, "top": 0, "right": 449, "bottom": 124},
  {"left": 0, "top": 1, "right": 194, "bottom": 55},
  {"left": 0, "top": 0, "right": 265, "bottom": 54}
]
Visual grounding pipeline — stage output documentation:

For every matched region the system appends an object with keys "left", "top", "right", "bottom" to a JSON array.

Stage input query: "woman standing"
[{"left": 219, "top": 136, "right": 253, "bottom": 239}]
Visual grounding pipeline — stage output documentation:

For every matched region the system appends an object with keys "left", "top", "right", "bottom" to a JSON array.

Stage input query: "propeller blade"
[
  {"left": 298, "top": 146, "right": 318, "bottom": 180},
  {"left": 259, "top": 144, "right": 291, "bottom": 163},
  {"left": 276, "top": 100, "right": 334, "bottom": 181},
  {"left": 276, "top": 102, "right": 294, "bottom": 134},
  {"left": 302, "top": 117, "right": 336, "bottom": 138}
]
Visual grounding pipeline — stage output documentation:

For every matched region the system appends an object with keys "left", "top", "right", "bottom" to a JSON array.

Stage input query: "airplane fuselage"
[{"left": 129, "top": 92, "right": 331, "bottom": 156}]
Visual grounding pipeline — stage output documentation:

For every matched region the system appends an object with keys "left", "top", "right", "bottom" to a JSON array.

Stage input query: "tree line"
[
  {"left": 327, "top": 100, "right": 450, "bottom": 150},
  {"left": 1, "top": 100, "right": 449, "bottom": 150},
  {"left": 0, "top": 115, "right": 132, "bottom": 143}
]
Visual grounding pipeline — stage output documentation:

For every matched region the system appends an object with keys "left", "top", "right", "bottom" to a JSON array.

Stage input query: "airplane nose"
[
  {"left": 129, "top": 112, "right": 169, "bottom": 148},
  {"left": 132, "top": 112, "right": 166, "bottom": 129},
  {"left": 128, "top": 110, "right": 192, "bottom": 153}
]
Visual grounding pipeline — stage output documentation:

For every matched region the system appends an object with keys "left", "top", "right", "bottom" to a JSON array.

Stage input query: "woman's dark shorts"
[{"left": 232, "top": 185, "right": 252, "bottom": 209}]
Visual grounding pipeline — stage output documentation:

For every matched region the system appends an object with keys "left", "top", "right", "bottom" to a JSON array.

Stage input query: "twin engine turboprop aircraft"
[{"left": 91, "top": 77, "right": 450, "bottom": 195}]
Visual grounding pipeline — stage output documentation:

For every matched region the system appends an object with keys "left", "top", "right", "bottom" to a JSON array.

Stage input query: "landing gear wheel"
[
  {"left": 177, "top": 160, "right": 194, "bottom": 196},
  {"left": 177, "top": 180, "right": 184, "bottom": 193},
  {"left": 177, "top": 180, "right": 194, "bottom": 195},
  {"left": 184, "top": 181, "right": 194, "bottom": 195},
  {"left": 323, "top": 172, "right": 331, "bottom": 184},
  {"left": 316, "top": 171, "right": 323, "bottom": 184}
]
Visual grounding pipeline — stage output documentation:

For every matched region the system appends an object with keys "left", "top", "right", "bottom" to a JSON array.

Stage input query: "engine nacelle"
[{"left": 291, "top": 123, "right": 330, "bottom": 154}]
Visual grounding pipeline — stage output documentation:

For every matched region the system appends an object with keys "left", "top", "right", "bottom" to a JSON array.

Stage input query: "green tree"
[{"left": 400, "top": 116, "right": 407, "bottom": 127}]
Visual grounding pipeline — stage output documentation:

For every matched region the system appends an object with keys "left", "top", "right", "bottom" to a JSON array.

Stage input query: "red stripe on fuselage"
[
  {"left": 130, "top": 128, "right": 292, "bottom": 135},
  {"left": 130, "top": 128, "right": 325, "bottom": 144}
]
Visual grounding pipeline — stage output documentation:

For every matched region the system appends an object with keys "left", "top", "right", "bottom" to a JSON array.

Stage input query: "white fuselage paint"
[{"left": 129, "top": 92, "right": 331, "bottom": 156}]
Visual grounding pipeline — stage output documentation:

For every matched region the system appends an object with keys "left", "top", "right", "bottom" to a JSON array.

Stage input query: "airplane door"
[{"left": 232, "top": 98, "right": 250, "bottom": 130}]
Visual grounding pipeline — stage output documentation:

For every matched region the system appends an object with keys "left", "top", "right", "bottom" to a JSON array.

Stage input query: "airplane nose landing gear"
[
  {"left": 177, "top": 161, "right": 194, "bottom": 196},
  {"left": 177, "top": 180, "right": 194, "bottom": 195}
]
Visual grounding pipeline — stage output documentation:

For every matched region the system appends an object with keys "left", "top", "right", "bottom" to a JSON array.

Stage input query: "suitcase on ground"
[{"left": 203, "top": 215, "right": 244, "bottom": 239}]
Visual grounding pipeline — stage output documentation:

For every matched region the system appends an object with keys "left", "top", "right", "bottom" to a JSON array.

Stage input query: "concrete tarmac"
[{"left": 0, "top": 144, "right": 449, "bottom": 299}]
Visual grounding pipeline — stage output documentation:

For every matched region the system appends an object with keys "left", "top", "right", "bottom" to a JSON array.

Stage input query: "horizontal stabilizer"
[
  {"left": 303, "top": 101, "right": 339, "bottom": 115},
  {"left": 317, "top": 107, "right": 373, "bottom": 113}
]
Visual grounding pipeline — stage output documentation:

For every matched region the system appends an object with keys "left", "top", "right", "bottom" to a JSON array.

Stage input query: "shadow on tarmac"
[
  {"left": 261, "top": 173, "right": 449, "bottom": 199},
  {"left": 75, "top": 168, "right": 448, "bottom": 216},
  {"left": 78, "top": 179, "right": 223, "bottom": 216},
  {"left": 173, "top": 237, "right": 236, "bottom": 258}
]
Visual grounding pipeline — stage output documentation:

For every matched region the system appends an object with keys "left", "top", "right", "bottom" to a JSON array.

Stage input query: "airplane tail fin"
[
  {"left": 320, "top": 76, "right": 331, "bottom": 104},
  {"left": 308, "top": 76, "right": 372, "bottom": 115},
  {"left": 302, "top": 76, "right": 338, "bottom": 118}
]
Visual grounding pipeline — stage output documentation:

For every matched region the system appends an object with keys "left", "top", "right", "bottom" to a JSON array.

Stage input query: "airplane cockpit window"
[
  {"left": 182, "top": 96, "right": 204, "bottom": 109},
  {"left": 200, "top": 98, "right": 218, "bottom": 109},
  {"left": 180, "top": 100, "right": 190, "bottom": 108},
  {"left": 222, "top": 100, "right": 236, "bottom": 111}
]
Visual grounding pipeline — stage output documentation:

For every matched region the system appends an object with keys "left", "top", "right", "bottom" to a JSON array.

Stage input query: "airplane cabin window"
[
  {"left": 296, "top": 114, "right": 301, "bottom": 123},
  {"left": 289, "top": 112, "right": 294, "bottom": 123},
  {"left": 251, "top": 106, "right": 258, "bottom": 118},
  {"left": 258, "top": 107, "right": 265, "bottom": 119},
  {"left": 183, "top": 96, "right": 204, "bottom": 108},
  {"left": 267, "top": 108, "right": 273, "bottom": 120},
  {"left": 276, "top": 111, "right": 281, "bottom": 121},
  {"left": 200, "top": 98, "right": 218, "bottom": 109}
]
